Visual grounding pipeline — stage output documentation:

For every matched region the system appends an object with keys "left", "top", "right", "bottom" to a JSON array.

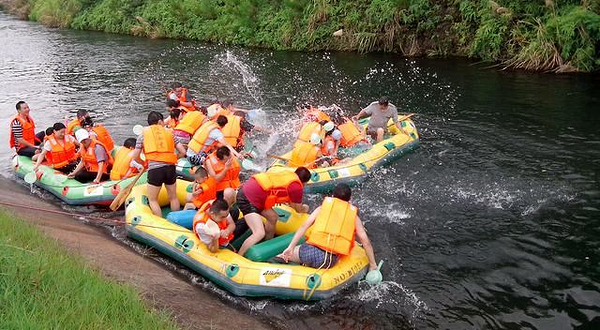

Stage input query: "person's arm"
[
  {"left": 279, "top": 207, "right": 320, "bottom": 261},
  {"left": 12, "top": 121, "right": 38, "bottom": 149},
  {"left": 222, "top": 216, "right": 235, "bottom": 237},
  {"left": 33, "top": 149, "right": 48, "bottom": 171},
  {"left": 68, "top": 161, "right": 84, "bottom": 178},
  {"left": 206, "top": 157, "right": 230, "bottom": 182},
  {"left": 129, "top": 148, "right": 143, "bottom": 166},
  {"left": 354, "top": 215, "right": 378, "bottom": 270},
  {"left": 175, "top": 142, "right": 186, "bottom": 158},
  {"left": 93, "top": 162, "right": 105, "bottom": 184},
  {"left": 216, "top": 137, "right": 241, "bottom": 159},
  {"left": 288, "top": 202, "right": 309, "bottom": 213}
]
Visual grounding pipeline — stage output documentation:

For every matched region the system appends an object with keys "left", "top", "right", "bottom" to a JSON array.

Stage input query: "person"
[
  {"left": 352, "top": 96, "right": 400, "bottom": 142},
  {"left": 335, "top": 117, "right": 370, "bottom": 148},
  {"left": 205, "top": 146, "right": 240, "bottom": 205},
  {"left": 129, "top": 111, "right": 187, "bottom": 217},
  {"left": 109, "top": 138, "right": 143, "bottom": 180},
  {"left": 172, "top": 109, "right": 206, "bottom": 148},
  {"left": 164, "top": 100, "right": 183, "bottom": 129},
  {"left": 66, "top": 109, "right": 89, "bottom": 135},
  {"left": 80, "top": 117, "right": 115, "bottom": 152},
  {"left": 278, "top": 183, "right": 378, "bottom": 271},
  {"left": 300, "top": 104, "right": 331, "bottom": 123},
  {"left": 320, "top": 122, "right": 347, "bottom": 164},
  {"left": 236, "top": 167, "right": 311, "bottom": 257},
  {"left": 290, "top": 133, "right": 323, "bottom": 168},
  {"left": 9, "top": 101, "right": 45, "bottom": 158},
  {"left": 33, "top": 123, "right": 80, "bottom": 174},
  {"left": 184, "top": 167, "right": 218, "bottom": 210},
  {"left": 296, "top": 120, "right": 324, "bottom": 145},
  {"left": 167, "top": 82, "right": 195, "bottom": 112},
  {"left": 68, "top": 129, "right": 113, "bottom": 184},
  {"left": 186, "top": 115, "right": 240, "bottom": 166},
  {"left": 192, "top": 199, "right": 235, "bottom": 253}
]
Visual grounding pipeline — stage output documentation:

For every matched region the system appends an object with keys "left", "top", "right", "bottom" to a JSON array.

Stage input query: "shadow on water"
[{"left": 2, "top": 12, "right": 600, "bottom": 329}]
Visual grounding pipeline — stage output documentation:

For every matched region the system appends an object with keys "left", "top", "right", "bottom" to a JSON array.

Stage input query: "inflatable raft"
[
  {"left": 268, "top": 115, "right": 419, "bottom": 193},
  {"left": 125, "top": 179, "right": 370, "bottom": 300},
  {"left": 12, "top": 151, "right": 148, "bottom": 206}
]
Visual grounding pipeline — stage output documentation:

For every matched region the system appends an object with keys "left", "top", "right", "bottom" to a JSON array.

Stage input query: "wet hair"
[
  {"left": 210, "top": 199, "right": 230, "bottom": 214},
  {"left": 169, "top": 108, "right": 182, "bottom": 119},
  {"left": 81, "top": 117, "right": 94, "bottom": 128},
  {"left": 330, "top": 113, "right": 344, "bottom": 125},
  {"left": 76, "top": 109, "right": 89, "bottom": 118},
  {"left": 221, "top": 99, "right": 233, "bottom": 108},
  {"left": 123, "top": 138, "right": 136, "bottom": 149},
  {"left": 233, "top": 110, "right": 246, "bottom": 119},
  {"left": 194, "top": 167, "right": 208, "bottom": 178},
  {"left": 166, "top": 99, "right": 180, "bottom": 108},
  {"left": 198, "top": 106, "right": 208, "bottom": 115},
  {"left": 171, "top": 82, "right": 182, "bottom": 89},
  {"left": 378, "top": 96, "right": 389, "bottom": 106},
  {"left": 295, "top": 167, "right": 311, "bottom": 183},
  {"left": 216, "top": 115, "right": 228, "bottom": 127},
  {"left": 45, "top": 127, "right": 54, "bottom": 136},
  {"left": 52, "top": 122, "right": 66, "bottom": 131},
  {"left": 147, "top": 111, "right": 164, "bottom": 125},
  {"left": 319, "top": 120, "right": 328, "bottom": 126},
  {"left": 15, "top": 101, "right": 26, "bottom": 111},
  {"left": 333, "top": 183, "right": 352, "bottom": 202},
  {"left": 216, "top": 146, "right": 230, "bottom": 160}
]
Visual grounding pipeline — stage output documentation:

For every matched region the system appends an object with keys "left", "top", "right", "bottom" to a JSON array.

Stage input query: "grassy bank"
[
  {"left": 0, "top": 208, "right": 179, "bottom": 330},
  {"left": 1, "top": 0, "right": 599, "bottom": 73}
]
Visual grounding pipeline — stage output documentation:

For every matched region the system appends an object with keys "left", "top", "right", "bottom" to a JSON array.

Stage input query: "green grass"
[{"left": 0, "top": 208, "right": 180, "bottom": 330}]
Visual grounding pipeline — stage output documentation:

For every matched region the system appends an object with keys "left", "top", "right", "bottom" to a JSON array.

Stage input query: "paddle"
[
  {"left": 109, "top": 169, "right": 146, "bottom": 211},
  {"left": 364, "top": 260, "right": 384, "bottom": 285}
]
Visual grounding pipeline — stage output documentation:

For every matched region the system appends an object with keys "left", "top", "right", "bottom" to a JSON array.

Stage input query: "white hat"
[
  {"left": 323, "top": 121, "right": 335, "bottom": 132},
  {"left": 75, "top": 129, "right": 90, "bottom": 143},
  {"left": 309, "top": 133, "right": 321, "bottom": 145},
  {"left": 332, "top": 129, "right": 342, "bottom": 141}
]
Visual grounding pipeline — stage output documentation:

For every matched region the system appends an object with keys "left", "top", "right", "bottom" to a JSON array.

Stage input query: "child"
[
  {"left": 184, "top": 167, "right": 217, "bottom": 210},
  {"left": 110, "top": 138, "right": 142, "bottom": 180},
  {"left": 192, "top": 199, "right": 235, "bottom": 253}
]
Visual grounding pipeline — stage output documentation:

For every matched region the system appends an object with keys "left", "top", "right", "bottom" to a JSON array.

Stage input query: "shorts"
[
  {"left": 148, "top": 165, "right": 176, "bottom": 186},
  {"left": 298, "top": 244, "right": 338, "bottom": 269},
  {"left": 366, "top": 127, "right": 383, "bottom": 139},
  {"left": 194, "top": 223, "right": 230, "bottom": 247},
  {"left": 236, "top": 187, "right": 261, "bottom": 215}
]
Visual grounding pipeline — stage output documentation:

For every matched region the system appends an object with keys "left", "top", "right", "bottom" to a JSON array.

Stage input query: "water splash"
[{"left": 218, "top": 50, "right": 263, "bottom": 104}]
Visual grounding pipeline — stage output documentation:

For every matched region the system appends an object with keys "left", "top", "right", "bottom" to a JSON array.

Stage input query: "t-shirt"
[
  {"left": 363, "top": 101, "right": 398, "bottom": 130},
  {"left": 242, "top": 177, "right": 303, "bottom": 210},
  {"left": 43, "top": 135, "right": 76, "bottom": 152},
  {"left": 135, "top": 131, "right": 181, "bottom": 170},
  {"left": 94, "top": 144, "right": 108, "bottom": 163}
]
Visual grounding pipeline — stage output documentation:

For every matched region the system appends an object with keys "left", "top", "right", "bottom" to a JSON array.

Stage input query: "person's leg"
[
  {"left": 237, "top": 213, "right": 265, "bottom": 257},
  {"left": 35, "top": 131, "right": 45, "bottom": 145},
  {"left": 376, "top": 127, "right": 385, "bottom": 142},
  {"left": 74, "top": 170, "right": 96, "bottom": 183},
  {"left": 146, "top": 184, "right": 162, "bottom": 217},
  {"left": 164, "top": 165, "right": 179, "bottom": 212},
  {"left": 16, "top": 147, "right": 37, "bottom": 158},
  {"left": 261, "top": 208, "right": 279, "bottom": 240}
]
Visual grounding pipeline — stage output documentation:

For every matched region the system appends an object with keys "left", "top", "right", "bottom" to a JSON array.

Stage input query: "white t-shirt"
[{"left": 43, "top": 135, "right": 76, "bottom": 152}]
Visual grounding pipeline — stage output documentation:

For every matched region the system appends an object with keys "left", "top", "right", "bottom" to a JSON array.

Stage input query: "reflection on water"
[{"left": 2, "top": 12, "right": 600, "bottom": 330}]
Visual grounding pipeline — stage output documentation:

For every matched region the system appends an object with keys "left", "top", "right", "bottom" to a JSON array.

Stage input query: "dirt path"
[{"left": 0, "top": 177, "right": 272, "bottom": 330}]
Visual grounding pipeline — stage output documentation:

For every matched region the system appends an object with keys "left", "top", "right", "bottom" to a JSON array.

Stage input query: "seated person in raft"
[
  {"left": 192, "top": 199, "right": 236, "bottom": 253},
  {"left": 33, "top": 123, "right": 80, "bottom": 174},
  {"left": 67, "top": 129, "right": 113, "bottom": 184},
  {"left": 184, "top": 167, "right": 218, "bottom": 210},
  {"left": 352, "top": 96, "right": 402, "bottom": 143},
  {"left": 110, "top": 138, "right": 144, "bottom": 181},
  {"left": 278, "top": 183, "right": 378, "bottom": 271}
]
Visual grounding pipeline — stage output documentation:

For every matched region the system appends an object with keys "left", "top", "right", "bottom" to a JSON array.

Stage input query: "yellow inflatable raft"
[{"left": 124, "top": 179, "right": 370, "bottom": 300}]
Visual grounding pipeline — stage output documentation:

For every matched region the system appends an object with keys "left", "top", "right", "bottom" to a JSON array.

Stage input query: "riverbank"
[
  {"left": 0, "top": 177, "right": 272, "bottom": 330},
  {"left": 0, "top": 0, "right": 598, "bottom": 73}
]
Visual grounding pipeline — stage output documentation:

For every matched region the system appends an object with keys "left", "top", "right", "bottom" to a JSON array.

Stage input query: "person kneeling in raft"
[
  {"left": 278, "top": 183, "right": 378, "bottom": 271},
  {"left": 236, "top": 168, "right": 311, "bottom": 257},
  {"left": 192, "top": 199, "right": 236, "bottom": 253},
  {"left": 183, "top": 167, "right": 218, "bottom": 210},
  {"left": 67, "top": 129, "right": 113, "bottom": 184}
]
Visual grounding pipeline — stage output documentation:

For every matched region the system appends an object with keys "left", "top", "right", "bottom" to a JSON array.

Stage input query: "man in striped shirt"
[{"left": 10, "top": 101, "right": 45, "bottom": 158}]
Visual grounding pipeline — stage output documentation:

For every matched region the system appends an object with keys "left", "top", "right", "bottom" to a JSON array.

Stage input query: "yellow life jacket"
[
  {"left": 289, "top": 141, "right": 319, "bottom": 168},
  {"left": 142, "top": 125, "right": 177, "bottom": 164},
  {"left": 339, "top": 121, "right": 366, "bottom": 147},
  {"left": 306, "top": 197, "right": 357, "bottom": 256},
  {"left": 297, "top": 122, "right": 324, "bottom": 143},
  {"left": 253, "top": 171, "right": 302, "bottom": 210},
  {"left": 174, "top": 111, "right": 206, "bottom": 135},
  {"left": 221, "top": 114, "right": 241, "bottom": 147},
  {"left": 188, "top": 121, "right": 220, "bottom": 154},
  {"left": 109, "top": 147, "right": 138, "bottom": 180}
]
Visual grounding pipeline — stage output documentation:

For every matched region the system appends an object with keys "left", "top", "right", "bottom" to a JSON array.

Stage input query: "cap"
[
  {"left": 75, "top": 129, "right": 90, "bottom": 143},
  {"left": 332, "top": 129, "right": 342, "bottom": 141},
  {"left": 310, "top": 133, "right": 321, "bottom": 145},
  {"left": 323, "top": 121, "right": 335, "bottom": 132}
]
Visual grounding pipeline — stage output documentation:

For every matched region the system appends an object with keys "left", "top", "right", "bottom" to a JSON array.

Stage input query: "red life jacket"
[
  {"left": 47, "top": 134, "right": 78, "bottom": 169},
  {"left": 9, "top": 114, "right": 36, "bottom": 151}
]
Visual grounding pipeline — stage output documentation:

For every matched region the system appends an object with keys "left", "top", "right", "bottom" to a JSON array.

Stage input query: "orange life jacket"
[
  {"left": 306, "top": 197, "right": 357, "bottom": 256},
  {"left": 80, "top": 139, "right": 113, "bottom": 174},
  {"left": 47, "top": 134, "right": 77, "bottom": 169},
  {"left": 91, "top": 124, "right": 114, "bottom": 152},
  {"left": 305, "top": 107, "right": 331, "bottom": 122},
  {"left": 321, "top": 135, "right": 338, "bottom": 157},
  {"left": 174, "top": 111, "right": 206, "bottom": 135},
  {"left": 211, "top": 108, "right": 231, "bottom": 121},
  {"left": 192, "top": 200, "right": 233, "bottom": 246},
  {"left": 109, "top": 147, "right": 138, "bottom": 180},
  {"left": 253, "top": 172, "right": 302, "bottom": 210},
  {"left": 142, "top": 125, "right": 177, "bottom": 164},
  {"left": 191, "top": 177, "right": 218, "bottom": 208},
  {"left": 207, "top": 152, "right": 241, "bottom": 191},
  {"left": 221, "top": 114, "right": 242, "bottom": 147},
  {"left": 297, "top": 122, "right": 324, "bottom": 143},
  {"left": 164, "top": 116, "right": 180, "bottom": 129},
  {"left": 9, "top": 114, "right": 36, "bottom": 150},
  {"left": 188, "top": 121, "right": 221, "bottom": 155},
  {"left": 338, "top": 121, "right": 366, "bottom": 147},
  {"left": 66, "top": 118, "right": 80, "bottom": 135},
  {"left": 168, "top": 88, "right": 195, "bottom": 112},
  {"left": 290, "top": 141, "right": 319, "bottom": 168}
]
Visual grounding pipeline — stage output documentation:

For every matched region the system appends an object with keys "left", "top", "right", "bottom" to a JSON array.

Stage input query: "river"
[{"left": 1, "top": 11, "right": 599, "bottom": 330}]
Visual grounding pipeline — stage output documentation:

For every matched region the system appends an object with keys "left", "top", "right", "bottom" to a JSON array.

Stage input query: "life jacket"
[
  {"left": 109, "top": 147, "right": 138, "bottom": 180},
  {"left": 290, "top": 141, "right": 319, "bottom": 168},
  {"left": 43, "top": 135, "right": 53, "bottom": 164},
  {"left": 188, "top": 121, "right": 221, "bottom": 155},
  {"left": 211, "top": 108, "right": 231, "bottom": 121},
  {"left": 174, "top": 111, "right": 206, "bottom": 135},
  {"left": 80, "top": 139, "right": 113, "bottom": 174},
  {"left": 168, "top": 88, "right": 195, "bottom": 112},
  {"left": 191, "top": 177, "right": 218, "bottom": 208},
  {"left": 321, "top": 135, "right": 338, "bottom": 157},
  {"left": 164, "top": 116, "right": 180, "bottom": 130},
  {"left": 253, "top": 172, "right": 302, "bottom": 210},
  {"left": 207, "top": 152, "right": 241, "bottom": 191},
  {"left": 306, "top": 197, "right": 357, "bottom": 256},
  {"left": 66, "top": 118, "right": 80, "bottom": 135},
  {"left": 338, "top": 121, "right": 366, "bottom": 147},
  {"left": 91, "top": 124, "right": 114, "bottom": 152},
  {"left": 142, "top": 125, "right": 177, "bottom": 164},
  {"left": 305, "top": 107, "right": 331, "bottom": 122},
  {"left": 192, "top": 200, "right": 233, "bottom": 246},
  {"left": 221, "top": 114, "right": 242, "bottom": 147},
  {"left": 9, "top": 114, "right": 36, "bottom": 151},
  {"left": 47, "top": 134, "right": 77, "bottom": 169},
  {"left": 297, "top": 122, "right": 324, "bottom": 143}
]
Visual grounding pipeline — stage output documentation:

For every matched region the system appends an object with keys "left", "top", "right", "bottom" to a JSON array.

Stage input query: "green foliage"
[
  {"left": 0, "top": 209, "right": 179, "bottom": 330},
  {"left": 29, "top": 0, "right": 82, "bottom": 28}
]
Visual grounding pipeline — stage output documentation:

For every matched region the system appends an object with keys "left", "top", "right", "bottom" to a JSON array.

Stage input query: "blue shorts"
[{"left": 298, "top": 244, "right": 338, "bottom": 269}]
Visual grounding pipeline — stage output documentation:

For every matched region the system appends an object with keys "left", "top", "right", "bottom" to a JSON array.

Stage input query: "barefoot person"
[{"left": 352, "top": 96, "right": 401, "bottom": 142}]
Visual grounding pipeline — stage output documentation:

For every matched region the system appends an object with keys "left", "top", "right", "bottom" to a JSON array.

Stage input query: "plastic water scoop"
[
  {"left": 365, "top": 260, "right": 384, "bottom": 285},
  {"left": 132, "top": 125, "right": 144, "bottom": 136},
  {"left": 205, "top": 220, "right": 220, "bottom": 237},
  {"left": 24, "top": 172, "right": 37, "bottom": 184},
  {"left": 241, "top": 159, "right": 263, "bottom": 172}
]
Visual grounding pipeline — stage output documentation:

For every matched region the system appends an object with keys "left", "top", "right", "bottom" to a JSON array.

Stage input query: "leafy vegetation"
[{"left": 1, "top": 0, "right": 599, "bottom": 72}]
